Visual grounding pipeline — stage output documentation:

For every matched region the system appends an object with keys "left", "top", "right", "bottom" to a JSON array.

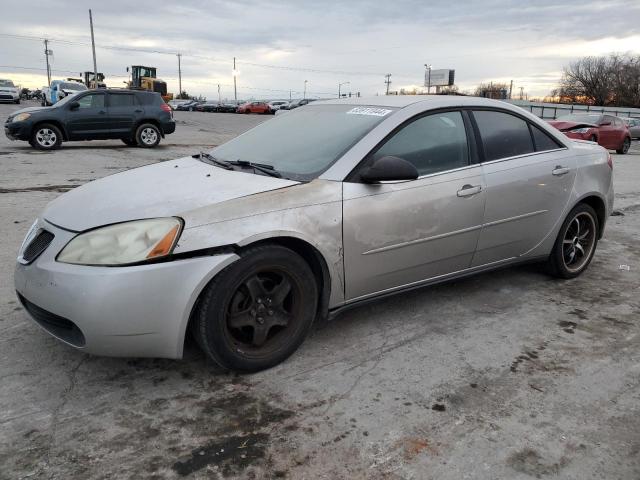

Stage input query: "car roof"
[{"left": 312, "top": 95, "right": 531, "bottom": 111}]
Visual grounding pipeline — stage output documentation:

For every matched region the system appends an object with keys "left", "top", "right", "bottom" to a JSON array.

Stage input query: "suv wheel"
[
  {"left": 135, "top": 123, "right": 161, "bottom": 148},
  {"left": 30, "top": 124, "right": 62, "bottom": 150},
  {"left": 193, "top": 244, "right": 318, "bottom": 372}
]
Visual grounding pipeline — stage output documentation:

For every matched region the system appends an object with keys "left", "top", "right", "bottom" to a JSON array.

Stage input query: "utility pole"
[
  {"left": 384, "top": 74, "right": 392, "bottom": 95},
  {"left": 44, "top": 39, "right": 52, "bottom": 86},
  {"left": 217, "top": 84, "right": 221, "bottom": 103},
  {"left": 233, "top": 57, "right": 237, "bottom": 102},
  {"left": 303, "top": 80, "right": 308, "bottom": 99},
  {"left": 289, "top": 90, "right": 292, "bottom": 101},
  {"left": 177, "top": 53, "right": 182, "bottom": 98},
  {"left": 509, "top": 80, "right": 513, "bottom": 99},
  {"left": 519, "top": 86, "right": 524, "bottom": 100},
  {"left": 89, "top": 10, "right": 98, "bottom": 89}
]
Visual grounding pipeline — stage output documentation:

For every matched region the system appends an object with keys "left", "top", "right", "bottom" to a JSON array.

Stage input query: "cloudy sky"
[{"left": 2, "top": 0, "right": 640, "bottom": 100}]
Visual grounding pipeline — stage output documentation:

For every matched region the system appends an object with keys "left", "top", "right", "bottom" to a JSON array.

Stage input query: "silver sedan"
[{"left": 15, "top": 96, "right": 614, "bottom": 371}]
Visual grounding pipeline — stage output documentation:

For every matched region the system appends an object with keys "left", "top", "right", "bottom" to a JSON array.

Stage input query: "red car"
[
  {"left": 236, "top": 101, "right": 272, "bottom": 114},
  {"left": 548, "top": 113, "right": 631, "bottom": 154}
]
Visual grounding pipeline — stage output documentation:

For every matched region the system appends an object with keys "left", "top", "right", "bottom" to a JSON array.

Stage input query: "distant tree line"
[{"left": 553, "top": 54, "right": 640, "bottom": 107}]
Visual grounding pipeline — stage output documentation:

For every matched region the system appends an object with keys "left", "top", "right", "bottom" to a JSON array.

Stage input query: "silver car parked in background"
[{"left": 15, "top": 96, "right": 614, "bottom": 371}]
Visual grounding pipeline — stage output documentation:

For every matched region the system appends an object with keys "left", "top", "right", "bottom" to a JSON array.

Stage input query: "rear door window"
[
  {"left": 109, "top": 94, "right": 136, "bottom": 107},
  {"left": 473, "top": 110, "right": 534, "bottom": 161},
  {"left": 530, "top": 124, "right": 563, "bottom": 152},
  {"left": 77, "top": 93, "right": 105, "bottom": 109}
]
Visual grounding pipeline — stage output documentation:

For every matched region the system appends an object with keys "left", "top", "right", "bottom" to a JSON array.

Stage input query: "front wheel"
[
  {"left": 135, "top": 123, "right": 161, "bottom": 148},
  {"left": 193, "top": 245, "right": 318, "bottom": 372},
  {"left": 30, "top": 123, "right": 62, "bottom": 150},
  {"left": 616, "top": 137, "right": 630, "bottom": 154},
  {"left": 547, "top": 203, "right": 599, "bottom": 279}
]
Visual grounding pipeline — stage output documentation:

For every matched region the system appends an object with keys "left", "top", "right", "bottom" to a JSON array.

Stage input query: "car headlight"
[
  {"left": 57, "top": 218, "right": 183, "bottom": 266},
  {"left": 570, "top": 127, "right": 591, "bottom": 134},
  {"left": 13, "top": 113, "right": 31, "bottom": 122}
]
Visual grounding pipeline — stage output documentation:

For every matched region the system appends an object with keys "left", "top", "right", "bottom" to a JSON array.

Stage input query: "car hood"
[
  {"left": 10, "top": 106, "right": 50, "bottom": 116},
  {"left": 548, "top": 120, "right": 597, "bottom": 131},
  {"left": 42, "top": 156, "right": 299, "bottom": 232}
]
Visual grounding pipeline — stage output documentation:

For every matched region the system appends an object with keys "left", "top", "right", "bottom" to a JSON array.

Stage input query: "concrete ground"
[{"left": 0, "top": 101, "right": 639, "bottom": 480}]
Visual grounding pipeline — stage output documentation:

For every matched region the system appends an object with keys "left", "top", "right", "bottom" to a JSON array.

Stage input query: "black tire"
[
  {"left": 547, "top": 203, "right": 599, "bottom": 279},
  {"left": 193, "top": 244, "right": 318, "bottom": 372},
  {"left": 30, "top": 123, "right": 62, "bottom": 150},
  {"left": 616, "top": 137, "right": 630, "bottom": 154},
  {"left": 41, "top": 96, "right": 46, "bottom": 107},
  {"left": 15, "top": 99, "right": 20, "bottom": 104},
  {"left": 135, "top": 123, "right": 161, "bottom": 148},
  {"left": 121, "top": 138, "right": 137, "bottom": 146}
]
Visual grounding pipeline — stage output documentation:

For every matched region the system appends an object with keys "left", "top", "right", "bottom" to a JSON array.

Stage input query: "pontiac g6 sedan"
[{"left": 15, "top": 96, "right": 614, "bottom": 371}]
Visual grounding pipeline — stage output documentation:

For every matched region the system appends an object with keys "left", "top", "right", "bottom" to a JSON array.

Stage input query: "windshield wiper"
[
  {"left": 228, "top": 160, "right": 282, "bottom": 178},
  {"left": 193, "top": 152, "right": 233, "bottom": 170}
]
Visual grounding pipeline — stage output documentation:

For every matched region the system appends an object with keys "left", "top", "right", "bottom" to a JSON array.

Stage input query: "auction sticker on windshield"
[{"left": 346, "top": 107, "right": 392, "bottom": 116}]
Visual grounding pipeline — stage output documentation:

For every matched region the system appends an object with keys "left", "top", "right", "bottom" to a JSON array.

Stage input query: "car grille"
[
  {"left": 17, "top": 294, "right": 86, "bottom": 347},
  {"left": 22, "top": 230, "right": 54, "bottom": 263},
  {"left": 0, "top": 94, "right": 13, "bottom": 100}
]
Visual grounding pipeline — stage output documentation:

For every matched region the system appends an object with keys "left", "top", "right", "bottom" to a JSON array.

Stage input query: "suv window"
[
  {"left": 473, "top": 110, "right": 534, "bottom": 161},
  {"left": 530, "top": 125, "right": 563, "bottom": 152},
  {"left": 372, "top": 111, "right": 469, "bottom": 176},
  {"left": 109, "top": 94, "right": 136, "bottom": 107},
  {"left": 77, "top": 93, "right": 105, "bottom": 109}
]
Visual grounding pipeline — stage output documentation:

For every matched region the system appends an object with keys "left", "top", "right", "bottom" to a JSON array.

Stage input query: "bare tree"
[{"left": 557, "top": 54, "right": 640, "bottom": 107}]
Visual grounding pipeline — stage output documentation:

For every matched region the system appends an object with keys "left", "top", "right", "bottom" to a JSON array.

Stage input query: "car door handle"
[
  {"left": 457, "top": 184, "right": 482, "bottom": 197},
  {"left": 552, "top": 166, "right": 570, "bottom": 176}
]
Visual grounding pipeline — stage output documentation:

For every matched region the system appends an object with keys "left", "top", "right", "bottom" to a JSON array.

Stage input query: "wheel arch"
[
  {"left": 134, "top": 119, "right": 165, "bottom": 138},
  {"left": 182, "top": 235, "right": 333, "bottom": 356},
  {"left": 575, "top": 194, "right": 607, "bottom": 238},
  {"left": 32, "top": 119, "right": 69, "bottom": 141}
]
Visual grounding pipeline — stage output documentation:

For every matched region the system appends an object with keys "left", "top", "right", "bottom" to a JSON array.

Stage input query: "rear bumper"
[
  {"left": 162, "top": 120, "right": 176, "bottom": 135},
  {"left": 14, "top": 219, "right": 239, "bottom": 359}
]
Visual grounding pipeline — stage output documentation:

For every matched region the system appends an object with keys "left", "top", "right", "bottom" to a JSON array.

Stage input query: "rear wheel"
[
  {"left": 30, "top": 124, "right": 62, "bottom": 150},
  {"left": 617, "top": 137, "right": 630, "bottom": 154},
  {"left": 547, "top": 203, "right": 599, "bottom": 279},
  {"left": 135, "top": 123, "right": 161, "bottom": 148},
  {"left": 193, "top": 245, "right": 318, "bottom": 372}
]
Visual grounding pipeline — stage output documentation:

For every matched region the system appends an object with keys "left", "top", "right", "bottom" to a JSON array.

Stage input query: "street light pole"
[
  {"left": 233, "top": 57, "right": 237, "bottom": 102},
  {"left": 303, "top": 80, "right": 308, "bottom": 99},
  {"left": 89, "top": 9, "right": 98, "bottom": 89},
  {"left": 338, "top": 81, "right": 350, "bottom": 99},
  {"left": 177, "top": 53, "right": 182, "bottom": 98}
]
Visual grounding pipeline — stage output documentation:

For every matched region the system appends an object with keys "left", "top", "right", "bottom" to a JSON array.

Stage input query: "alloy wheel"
[
  {"left": 562, "top": 212, "right": 596, "bottom": 273},
  {"left": 140, "top": 127, "right": 158, "bottom": 145},
  {"left": 35, "top": 128, "right": 57, "bottom": 148}
]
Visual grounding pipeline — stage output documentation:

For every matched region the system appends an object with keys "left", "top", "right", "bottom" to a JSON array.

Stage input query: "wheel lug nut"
[{"left": 257, "top": 317, "right": 264, "bottom": 324}]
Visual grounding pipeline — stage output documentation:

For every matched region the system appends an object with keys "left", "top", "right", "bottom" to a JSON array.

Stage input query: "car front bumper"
[
  {"left": 0, "top": 92, "right": 19, "bottom": 102},
  {"left": 4, "top": 120, "right": 32, "bottom": 141},
  {"left": 14, "top": 219, "right": 239, "bottom": 359}
]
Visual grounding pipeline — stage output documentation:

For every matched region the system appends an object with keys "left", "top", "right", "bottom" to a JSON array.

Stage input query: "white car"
[
  {"left": 41, "top": 80, "right": 87, "bottom": 106},
  {"left": 0, "top": 79, "right": 20, "bottom": 104},
  {"left": 268, "top": 100, "right": 289, "bottom": 111}
]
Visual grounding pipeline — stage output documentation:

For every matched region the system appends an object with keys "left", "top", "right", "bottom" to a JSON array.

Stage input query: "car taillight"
[
  {"left": 607, "top": 152, "right": 613, "bottom": 169},
  {"left": 160, "top": 103, "right": 171, "bottom": 112}
]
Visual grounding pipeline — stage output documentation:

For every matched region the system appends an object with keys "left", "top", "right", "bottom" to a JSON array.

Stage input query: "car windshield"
[
  {"left": 557, "top": 114, "right": 602, "bottom": 124},
  {"left": 60, "top": 82, "right": 86, "bottom": 91},
  {"left": 211, "top": 104, "right": 395, "bottom": 181},
  {"left": 0, "top": 79, "right": 15, "bottom": 87}
]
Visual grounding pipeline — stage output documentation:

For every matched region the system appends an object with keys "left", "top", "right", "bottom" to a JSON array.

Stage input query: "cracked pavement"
[{"left": 0, "top": 102, "right": 639, "bottom": 479}]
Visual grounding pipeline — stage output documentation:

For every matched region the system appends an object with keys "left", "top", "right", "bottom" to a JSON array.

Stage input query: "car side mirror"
[
  {"left": 360, "top": 156, "right": 419, "bottom": 183},
  {"left": 69, "top": 101, "right": 80, "bottom": 110}
]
